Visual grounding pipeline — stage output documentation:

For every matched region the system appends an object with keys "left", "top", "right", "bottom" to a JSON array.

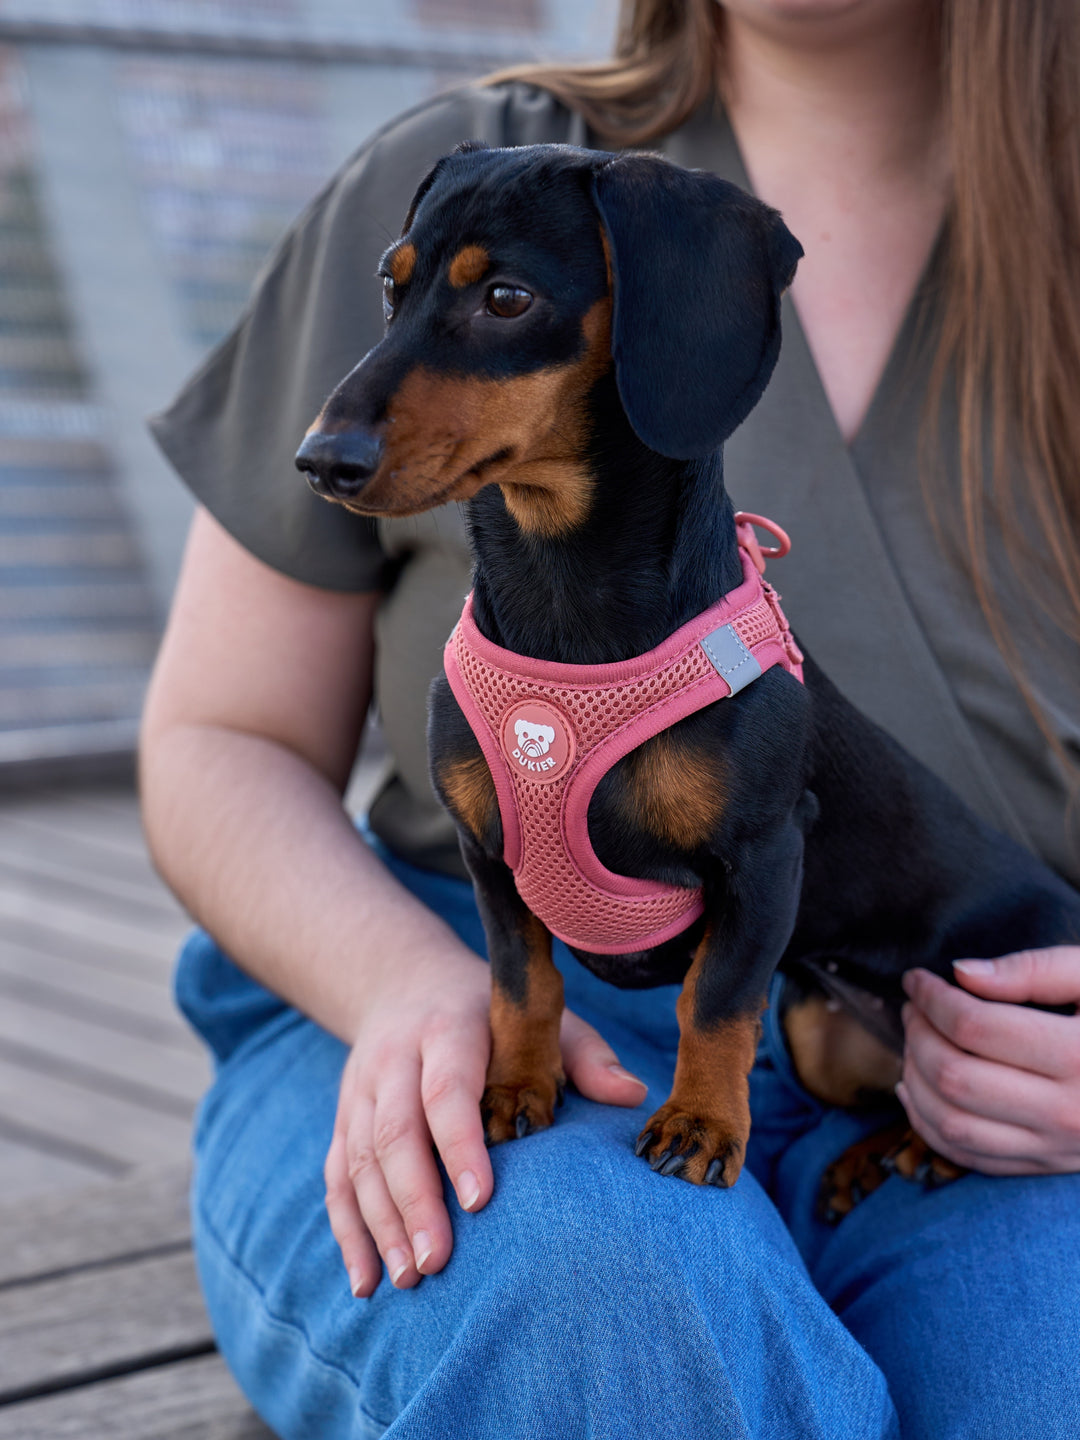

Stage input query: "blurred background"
[
  {"left": 0, "top": 5, "right": 618, "bottom": 1432},
  {"left": 0, "top": 0, "right": 617, "bottom": 1200},
  {"left": 0, "top": 0, "right": 617, "bottom": 782}
]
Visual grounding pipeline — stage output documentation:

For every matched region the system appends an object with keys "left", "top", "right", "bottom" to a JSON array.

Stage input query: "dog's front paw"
[
  {"left": 634, "top": 1103, "right": 746, "bottom": 1187},
  {"left": 481, "top": 1073, "right": 565, "bottom": 1146}
]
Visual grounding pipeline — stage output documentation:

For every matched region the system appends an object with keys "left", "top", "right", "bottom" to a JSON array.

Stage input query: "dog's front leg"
[
  {"left": 637, "top": 818, "right": 807, "bottom": 1187},
  {"left": 459, "top": 832, "right": 566, "bottom": 1145}
]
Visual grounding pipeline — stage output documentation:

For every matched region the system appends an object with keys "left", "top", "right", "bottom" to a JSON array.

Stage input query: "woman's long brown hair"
[{"left": 492, "top": 0, "right": 1080, "bottom": 763}]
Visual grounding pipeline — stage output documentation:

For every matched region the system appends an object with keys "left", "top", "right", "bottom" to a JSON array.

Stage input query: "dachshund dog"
[{"left": 296, "top": 143, "right": 1080, "bottom": 1218}]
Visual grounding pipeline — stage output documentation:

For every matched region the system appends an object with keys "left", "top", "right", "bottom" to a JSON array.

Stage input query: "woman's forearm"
[{"left": 140, "top": 720, "right": 480, "bottom": 1045}]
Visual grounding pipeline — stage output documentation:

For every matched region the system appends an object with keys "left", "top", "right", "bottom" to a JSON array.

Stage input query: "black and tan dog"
[{"left": 296, "top": 143, "right": 1080, "bottom": 1217}]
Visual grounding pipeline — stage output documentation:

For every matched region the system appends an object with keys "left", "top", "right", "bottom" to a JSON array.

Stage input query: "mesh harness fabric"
[{"left": 444, "top": 517, "right": 805, "bottom": 955}]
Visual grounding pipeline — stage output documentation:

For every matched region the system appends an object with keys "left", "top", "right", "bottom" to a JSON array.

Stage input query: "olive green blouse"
[{"left": 150, "top": 82, "right": 1080, "bottom": 889}]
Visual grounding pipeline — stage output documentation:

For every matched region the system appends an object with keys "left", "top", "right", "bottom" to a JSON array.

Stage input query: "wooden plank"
[
  {"left": 0, "top": 531, "right": 139, "bottom": 567},
  {"left": 0, "top": 1353, "right": 275, "bottom": 1439},
  {"left": 0, "top": 680, "right": 148, "bottom": 727},
  {"left": 0, "top": 582, "right": 151, "bottom": 621},
  {"left": 0, "top": 630, "right": 159, "bottom": 667},
  {"left": 0, "top": 994, "right": 209, "bottom": 1105},
  {"left": 1, "top": 792, "right": 155, "bottom": 861},
  {"left": 0, "top": 935, "right": 200, "bottom": 1040},
  {"left": 0, "top": 1132, "right": 103, "bottom": 1202},
  {"left": 60, "top": 786, "right": 146, "bottom": 821},
  {"left": 0, "top": 844, "right": 188, "bottom": 926},
  {"left": 0, "top": 1054, "right": 197, "bottom": 1174},
  {"left": 0, "top": 880, "right": 184, "bottom": 966},
  {"left": 0, "top": 965, "right": 199, "bottom": 1051},
  {"left": 0, "top": 1249, "right": 213, "bottom": 1401},
  {"left": 0, "top": 819, "right": 175, "bottom": 898},
  {"left": 0, "top": 909, "right": 176, "bottom": 982},
  {"left": 0, "top": 1164, "right": 190, "bottom": 1285}
]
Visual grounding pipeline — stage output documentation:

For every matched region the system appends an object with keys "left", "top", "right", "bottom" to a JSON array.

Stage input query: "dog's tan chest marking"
[
  {"left": 617, "top": 731, "right": 726, "bottom": 851},
  {"left": 783, "top": 992, "right": 901, "bottom": 1108},
  {"left": 439, "top": 754, "right": 498, "bottom": 843},
  {"left": 448, "top": 244, "right": 489, "bottom": 289}
]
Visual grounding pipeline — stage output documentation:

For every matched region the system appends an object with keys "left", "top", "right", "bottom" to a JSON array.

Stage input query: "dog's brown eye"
[
  {"left": 486, "top": 285, "right": 532, "bottom": 319},
  {"left": 382, "top": 276, "right": 396, "bottom": 321}
]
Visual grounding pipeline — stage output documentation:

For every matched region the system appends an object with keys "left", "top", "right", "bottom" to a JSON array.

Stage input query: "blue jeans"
[{"left": 178, "top": 847, "right": 1080, "bottom": 1439}]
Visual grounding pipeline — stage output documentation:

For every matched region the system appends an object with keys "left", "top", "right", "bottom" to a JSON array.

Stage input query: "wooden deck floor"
[
  {"left": 0, "top": 764, "right": 384, "bottom": 1435},
  {"left": 0, "top": 784, "right": 200, "bottom": 1200}
]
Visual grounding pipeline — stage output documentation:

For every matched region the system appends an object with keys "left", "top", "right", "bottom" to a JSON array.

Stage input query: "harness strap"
[{"left": 444, "top": 516, "right": 803, "bottom": 954}]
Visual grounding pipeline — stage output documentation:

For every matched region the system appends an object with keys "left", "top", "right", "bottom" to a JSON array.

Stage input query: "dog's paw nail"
[
  {"left": 704, "top": 1157, "right": 726, "bottom": 1187},
  {"left": 658, "top": 1150, "right": 686, "bottom": 1177},
  {"left": 879, "top": 1152, "right": 898, "bottom": 1176},
  {"left": 634, "top": 1129, "right": 655, "bottom": 1158},
  {"left": 515, "top": 1112, "right": 533, "bottom": 1139},
  {"left": 649, "top": 1145, "right": 675, "bottom": 1173}
]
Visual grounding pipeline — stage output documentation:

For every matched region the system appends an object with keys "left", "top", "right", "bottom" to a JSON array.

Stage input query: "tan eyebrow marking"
[
  {"left": 448, "top": 244, "right": 490, "bottom": 289},
  {"left": 389, "top": 242, "right": 416, "bottom": 286}
]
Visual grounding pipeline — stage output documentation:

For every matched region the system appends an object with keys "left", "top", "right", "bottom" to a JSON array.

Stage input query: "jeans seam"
[{"left": 196, "top": 1197, "right": 391, "bottom": 1435}]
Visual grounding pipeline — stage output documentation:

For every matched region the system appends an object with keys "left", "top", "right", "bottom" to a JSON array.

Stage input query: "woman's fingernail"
[
  {"left": 896, "top": 1081, "right": 910, "bottom": 1107},
  {"left": 412, "top": 1231, "right": 432, "bottom": 1273},
  {"left": 954, "top": 959, "right": 996, "bottom": 976},
  {"left": 457, "top": 1170, "right": 481, "bottom": 1210},
  {"left": 607, "top": 1063, "right": 646, "bottom": 1087},
  {"left": 348, "top": 1267, "right": 367, "bottom": 1298},
  {"left": 387, "top": 1247, "right": 410, "bottom": 1284}
]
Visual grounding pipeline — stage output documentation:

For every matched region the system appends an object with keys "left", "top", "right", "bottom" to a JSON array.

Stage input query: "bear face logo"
[{"left": 514, "top": 718, "right": 555, "bottom": 758}]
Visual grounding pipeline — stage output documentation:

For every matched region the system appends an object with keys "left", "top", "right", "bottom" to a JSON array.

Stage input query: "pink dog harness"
[{"left": 444, "top": 515, "right": 805, "bottom": 955}]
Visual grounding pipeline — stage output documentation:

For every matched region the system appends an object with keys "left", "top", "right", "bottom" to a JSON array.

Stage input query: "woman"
[{"left": 141, "top": 1, "right": 1080, "bottom": 1435}]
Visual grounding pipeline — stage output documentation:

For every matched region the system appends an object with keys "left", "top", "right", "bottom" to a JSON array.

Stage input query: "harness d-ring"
[
  {"left": 733, "top": 511, "right": 792, "bottom": 575},
  {"left": 734, "top": 511, "right": 792, "bottom": 558}
]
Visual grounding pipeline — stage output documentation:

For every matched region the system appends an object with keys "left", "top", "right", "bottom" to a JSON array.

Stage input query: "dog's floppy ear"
[{"left": 591, "top": 154, "right": 803, "bottom": 459}]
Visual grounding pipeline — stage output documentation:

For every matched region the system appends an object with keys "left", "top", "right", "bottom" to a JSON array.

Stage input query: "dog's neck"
[{"left": 465, "top": 373, "right": 744, "bottom": 665}]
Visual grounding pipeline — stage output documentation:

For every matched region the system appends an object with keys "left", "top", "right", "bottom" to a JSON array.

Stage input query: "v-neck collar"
[{"left": 660, "top": 101, "right": 1033, "bottom": 846}]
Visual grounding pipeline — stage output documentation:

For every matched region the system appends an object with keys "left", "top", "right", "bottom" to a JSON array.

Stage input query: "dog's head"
[{"left": 296, "top": 143, "right": 801, "bottom": 534}]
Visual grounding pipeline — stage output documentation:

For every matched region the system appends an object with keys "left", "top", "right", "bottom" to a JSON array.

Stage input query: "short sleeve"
[{"left": 149, "top": 82, "right": 581, "bottom": 591}]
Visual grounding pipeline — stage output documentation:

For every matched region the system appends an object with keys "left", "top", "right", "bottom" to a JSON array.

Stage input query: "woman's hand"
[
  {"left": 899, "top": 947, "right": 1080, "bottom": 1176},
  {"left": 324, "top": 951, "right": 648, "bottom": 1298}
]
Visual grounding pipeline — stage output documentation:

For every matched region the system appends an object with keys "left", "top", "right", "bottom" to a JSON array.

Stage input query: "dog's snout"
[{"left": 295, "top": 429, "right": 385, "bottom": 501}]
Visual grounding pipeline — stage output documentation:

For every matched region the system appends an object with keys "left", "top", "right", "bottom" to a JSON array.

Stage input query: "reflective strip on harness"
[{"left": 700, "top": 623, "right": 762, "bottom": 694}]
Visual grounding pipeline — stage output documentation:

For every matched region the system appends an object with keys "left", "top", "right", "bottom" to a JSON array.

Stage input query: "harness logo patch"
[
  {"left": 501, "top": 700, "right": 574, "bottom": 782},
  {"left": 514, "top": 719, "right": 554, "bottom": 757}
]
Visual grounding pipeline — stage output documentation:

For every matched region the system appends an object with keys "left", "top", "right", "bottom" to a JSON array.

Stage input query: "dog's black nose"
[{"left": 295, "top": 429, "right": 384, "bottom": 501}]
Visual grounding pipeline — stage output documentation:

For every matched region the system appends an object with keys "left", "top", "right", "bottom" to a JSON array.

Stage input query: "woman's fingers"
[
  {"left": 901, "top": 967, "right": 1076, "bottom": 1079},
  {"left": 419, "top": 1022, "right": 494, "bottom": 1221},
  {"left": 897, "top": 1062, "right": 1048, "bottom": 1174},
  {"left": 952, "top": 946, "right": 1080, "bottom": 1007},
  {"left": 559, "top": 1007, "right": 648, "bottom": 1106},
  {"left": 324, "top": 1127, "right": 382, "bottom": 1298},
  {"left": 350, "top": 1065, "right": 446, "bottom": 1290},
  {"left": 903, "top": 1001, "right": 1064, "bottom": 1130},
  {"left": 901, "top": 954, "right": 1080, "bottom": 1175}
]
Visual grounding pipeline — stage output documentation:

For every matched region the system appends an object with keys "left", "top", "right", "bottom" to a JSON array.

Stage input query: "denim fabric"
[{"left": 177, "top": 848, "right": 1080, "bottom": 1439}]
